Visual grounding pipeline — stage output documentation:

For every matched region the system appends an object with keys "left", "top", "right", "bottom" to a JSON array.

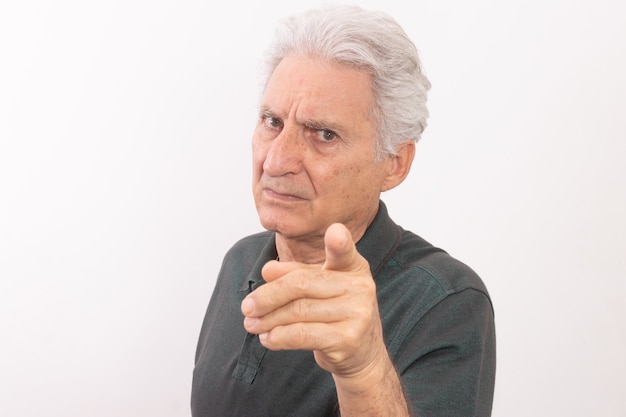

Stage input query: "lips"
[
  {"left": 260, "top": 176, "right": 309, "bottom": 202},
  {"left": 263, "top": 187, "right": 307, "bottom": 202}
]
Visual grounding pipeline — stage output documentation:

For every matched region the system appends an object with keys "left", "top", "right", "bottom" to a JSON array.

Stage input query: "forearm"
[{"left": 334, "top": 354, "right": 414, "bottom": 417}]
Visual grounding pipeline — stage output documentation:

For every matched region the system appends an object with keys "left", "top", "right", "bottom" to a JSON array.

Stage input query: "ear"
[{"left": 381, "top": 141, "right": 416, "bottom": 192}]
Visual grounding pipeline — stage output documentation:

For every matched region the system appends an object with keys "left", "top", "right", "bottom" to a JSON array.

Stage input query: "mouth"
[{"left": 262, "top": 187, "right": 307, "bottom": 202}]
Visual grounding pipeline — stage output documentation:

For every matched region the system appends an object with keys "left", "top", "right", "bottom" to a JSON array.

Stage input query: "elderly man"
[{"left": 191, "top": 5, "right": 495, "bottom": 417}]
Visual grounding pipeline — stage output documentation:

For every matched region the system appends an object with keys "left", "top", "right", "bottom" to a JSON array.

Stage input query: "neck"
[
  {"left": 274, "top": 222, "right": 371, "bottom": 264},
  {"left": 273, "top": 202, "right": 381, "bottom": 264},
  {"left": 275, "top": 233, "right": 326, "bottom": 264}
]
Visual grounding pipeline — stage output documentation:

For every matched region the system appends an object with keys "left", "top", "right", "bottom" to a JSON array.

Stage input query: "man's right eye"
[{"left": 264, "top": 116, "right": 283, "bottom": 129}]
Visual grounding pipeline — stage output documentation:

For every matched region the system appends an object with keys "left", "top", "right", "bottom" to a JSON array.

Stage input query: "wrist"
[
  {"left": 333, "top": 354, "right": 410, "bottom": 417},
  {"left": 332, "top": 352, "right": 394, "bottom": 395}
]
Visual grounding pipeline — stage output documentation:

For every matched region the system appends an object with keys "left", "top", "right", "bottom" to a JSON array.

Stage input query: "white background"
[{"left": 1, "top": 1, "right": 624, "bottom": 416}]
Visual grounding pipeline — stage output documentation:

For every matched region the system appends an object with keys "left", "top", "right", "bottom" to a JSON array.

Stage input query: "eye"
[
  {"left": 262, "top": 115, "right": 283, "bottom": 130},
  {"left": 316, "top": 128, "right": 337, "bottom": 142}
]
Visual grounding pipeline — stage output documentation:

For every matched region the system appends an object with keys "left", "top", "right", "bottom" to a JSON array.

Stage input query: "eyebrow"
[
  {"left": 302, "top": 118, "right": 341, "bottom": 132},
  {"left": 259, "top": 106, "right": 344, "bottom": 133},
  {"left": 258, "top": 106, "right": 278, "bottom": 120}
]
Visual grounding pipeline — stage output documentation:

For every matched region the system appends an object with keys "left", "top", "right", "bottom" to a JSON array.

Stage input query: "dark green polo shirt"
[{"left": 191, "top": 201, "right": 496, "bottom": 417}]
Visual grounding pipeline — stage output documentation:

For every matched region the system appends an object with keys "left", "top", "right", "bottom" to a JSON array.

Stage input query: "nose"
[{"left": 262, "top": 125, "right": 304, "bottom": 177}]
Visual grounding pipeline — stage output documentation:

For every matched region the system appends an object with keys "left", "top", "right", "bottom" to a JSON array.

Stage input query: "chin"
[
  {"left": 257, "top": 210, "right": 287, "bottom": 233},
  {"left": 257, "top": 214, "right": 309, "bottom": 239}
]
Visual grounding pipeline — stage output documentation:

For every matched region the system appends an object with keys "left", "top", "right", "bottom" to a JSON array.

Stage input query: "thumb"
[{"left": 322, "top": 223, "right": 367, "bottom": 272}]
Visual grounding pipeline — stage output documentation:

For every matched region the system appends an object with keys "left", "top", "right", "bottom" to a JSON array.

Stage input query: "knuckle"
[
  {"left": 290, "top": 298, "right": 310, "bottom": 320},
  {"left": 279, "top": 271, "right": 309, "bottom": 297},
  {"left": 291, "top": 272, "right": 311, "bottom": 294},
  {"left": 294, "top": 324, "right": 310, "bottom": 346}
]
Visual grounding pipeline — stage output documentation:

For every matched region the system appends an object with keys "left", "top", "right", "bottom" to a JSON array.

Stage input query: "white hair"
[{"left": 260, "top": 4, "right": 431, "bottom": 159}]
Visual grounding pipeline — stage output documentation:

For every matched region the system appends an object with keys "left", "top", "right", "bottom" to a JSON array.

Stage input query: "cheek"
[
  {"left": 347, "top": 165, "right": 385, "bottom": 197},
  {"left": 329, "top": 166, "right": 363, "bottom": 198}
]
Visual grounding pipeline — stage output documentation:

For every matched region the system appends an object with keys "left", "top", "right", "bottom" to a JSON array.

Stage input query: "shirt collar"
[
  {"left": 239, "top": 233, "right": 277, "bottom": 292},
  {"left": 355, "top": 200, "right": 403, "bottom": 277}
]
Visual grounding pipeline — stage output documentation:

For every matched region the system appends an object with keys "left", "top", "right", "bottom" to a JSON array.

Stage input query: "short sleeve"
[{"left": 396, "top": 288, "right": 496, "bottom": 417}]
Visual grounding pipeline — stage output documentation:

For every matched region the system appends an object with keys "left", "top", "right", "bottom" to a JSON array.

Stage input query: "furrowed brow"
[
  {"left": 258, "top": 106, "right": 279, "bottom": 118},
  {"left": 300, "top": 117, "right": 343, "bottom": 133}
]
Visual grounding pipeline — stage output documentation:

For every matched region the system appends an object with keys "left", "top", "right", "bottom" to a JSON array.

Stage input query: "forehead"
[{"left": 262, "top": 55, "right": 375, "bottom": 130}]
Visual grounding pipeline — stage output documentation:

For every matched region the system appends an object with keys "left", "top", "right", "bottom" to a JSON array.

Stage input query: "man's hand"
[
  {"left": 241, "top": 223, "right": 386, "bottom": 378},
  {"left": 241, "top": 223, "right": 411, "bottom": 416}
]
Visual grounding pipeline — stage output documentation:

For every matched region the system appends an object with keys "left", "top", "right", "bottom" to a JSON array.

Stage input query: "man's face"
[{"left": 252, "top": 55, "right": 393, "bottom": 244}]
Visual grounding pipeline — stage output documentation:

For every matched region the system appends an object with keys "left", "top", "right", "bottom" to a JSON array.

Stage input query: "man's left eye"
[{"left": 318, "top": 129, "right": 337, "bottom": 142}]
